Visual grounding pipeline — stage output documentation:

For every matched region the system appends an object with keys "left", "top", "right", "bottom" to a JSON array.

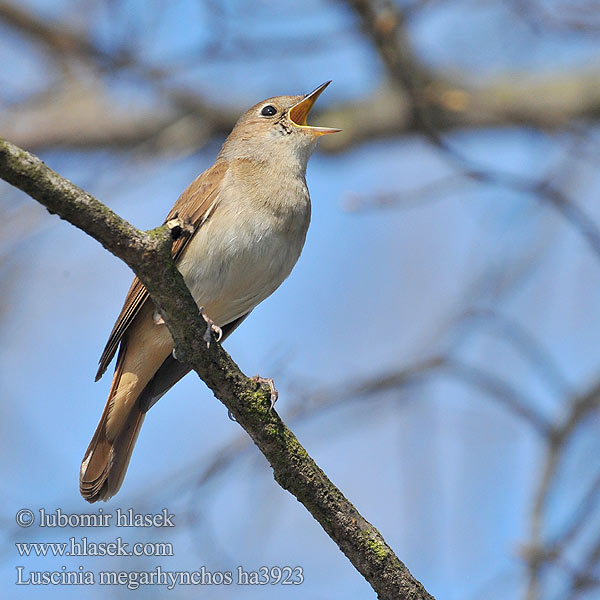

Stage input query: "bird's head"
[{"left": 219, "top": 81, "right": 341, "bottom": 170}]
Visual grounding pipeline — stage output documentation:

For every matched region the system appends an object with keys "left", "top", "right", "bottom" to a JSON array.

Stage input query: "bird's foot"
[
  {"left": 199, "top": 306, "right": 222, "bottom": 347},
  {"left": 251, "top": 375, "right": 279, "bottom": 409},
  {"left": 166, "top": 214, "right": 194, "bottom": 241}
]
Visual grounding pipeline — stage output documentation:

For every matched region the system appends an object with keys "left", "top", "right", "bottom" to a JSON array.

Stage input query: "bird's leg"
[
  {"left": 165, "top": 213, "right": 194, "bottom": 241},
  {"left": 251, "top": 375, "right": 279, "bottom": 409},
  {"left": 198, "top": 306, "right": 222, "bottom": 347}
]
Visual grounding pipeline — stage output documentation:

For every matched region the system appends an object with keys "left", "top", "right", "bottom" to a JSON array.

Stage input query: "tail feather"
[
  {"left": 81, "top": 300, "right": 175, "bottom": 502},
  {"left": 79, "top": 406, "right": 145, "bottom": 503},
  {"left": 80, "top": 345, "right": 145, "bottom": 503}
]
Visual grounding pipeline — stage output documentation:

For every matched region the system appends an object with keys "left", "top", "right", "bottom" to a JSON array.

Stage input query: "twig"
[
  {"left": 344, "top": 0, "right": 600, "bottom": 262},
  {"left": 458, "top": 308, "right": 573, "bottom": 398},
  {"left": 524, "top": 382, "right": 600, "bottom": 599}
]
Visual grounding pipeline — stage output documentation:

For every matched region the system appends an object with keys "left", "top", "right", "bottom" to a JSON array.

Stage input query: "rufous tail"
[
  {"left": 81, "top": 301, "right": 174, "bottom": 502},
  {"left": 79, "top": 348, "right": 145, "bottom": 503}
]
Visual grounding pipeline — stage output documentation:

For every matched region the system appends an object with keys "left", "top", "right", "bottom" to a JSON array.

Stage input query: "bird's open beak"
[{"left": 288, "top": 81, "right": 342, "bottom": 136}]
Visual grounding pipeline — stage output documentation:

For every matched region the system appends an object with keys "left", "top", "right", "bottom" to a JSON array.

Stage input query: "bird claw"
[
  {"left": 251, "top": 375, "right": 278, "bottom": 409},
  {"left": 166, "top": 214, "right": 194, "bottom": 241},
  {"left": 228, "top": 376, "right": 278, "bottom": 421},
  {"left": 199, "top": 306, "right": 222, "bottom": 347}
]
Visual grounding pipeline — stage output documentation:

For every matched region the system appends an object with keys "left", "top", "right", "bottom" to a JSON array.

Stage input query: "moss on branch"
[{"left": 0, "top": 135, "right": 434, "bottom": 600}]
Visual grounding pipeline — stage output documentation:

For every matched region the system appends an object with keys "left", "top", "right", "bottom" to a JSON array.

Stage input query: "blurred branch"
[
  {"left": 458, "top": 308, "right": 573, "bottom": 399},
  {"left": 566, "top": 531, "right": 600, "bottom": 599},
  {"left": 128, "top": 350, "right": 555, "bottom": 524},
  {"left": 507, "top": 0, "right": 600, "bottom": 35},
  {"left": 344, "top": 173, "right": 469, "bottom": 211},
  {"left": 343, "top": 0, "right": 600, "bottom": 262},
  {"left": 524, "top": 381, "right": 600, "bottom": 599},
  {"left": 0, "top": 136, "right": 433, "bottom": 600},
  {"left": 553, "top": 468, "right": 600, "bottom": 577},
  {"left": 342, "top": 0, "right": 600, "bottom": 134},
  {"left": 321, "top": 354, "right": 552, "bottom": 435},
  {"left": 0, "top": 0, "right": 233, "bottom": 152},
  {"left": 0, "top": 0, "right": 110, "bottom": 63},
  {"left": 440, "top": 357, "right": 552, "bottom": 435},
  {"left": 4, "top": 1, "right": 600, "bottom": 155}
]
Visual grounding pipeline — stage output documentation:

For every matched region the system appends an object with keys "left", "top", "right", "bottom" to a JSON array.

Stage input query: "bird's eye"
[{"left": 261, "top": 105, "right": 277, "bottom": 117}]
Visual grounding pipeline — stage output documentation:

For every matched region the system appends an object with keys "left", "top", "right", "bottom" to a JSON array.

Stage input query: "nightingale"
[{"left": 80, "top": 81, "right": 341, "bottom": 502}]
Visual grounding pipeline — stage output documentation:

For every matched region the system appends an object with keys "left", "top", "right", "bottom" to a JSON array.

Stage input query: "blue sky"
[{"left": 2, "top": 1, "right": 600, "bottom": 599}]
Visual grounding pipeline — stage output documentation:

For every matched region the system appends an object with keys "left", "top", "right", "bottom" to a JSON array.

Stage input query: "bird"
[{"left": 79, "top": 81, "right": 341, "bottom": 502}]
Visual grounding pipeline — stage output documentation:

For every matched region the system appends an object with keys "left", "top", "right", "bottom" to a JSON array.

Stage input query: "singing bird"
[{"left": 80, "top": 82, "right": 341, "bottom": 502}]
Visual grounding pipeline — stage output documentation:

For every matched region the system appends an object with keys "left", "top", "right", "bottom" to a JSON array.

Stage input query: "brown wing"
[{"left": 95, "top": 160, "right": 228, "bottom": 381}]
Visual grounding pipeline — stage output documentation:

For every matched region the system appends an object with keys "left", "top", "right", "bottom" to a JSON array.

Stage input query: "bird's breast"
[{"left": 176, "top": 175, "right": 311, "bottom": 326}]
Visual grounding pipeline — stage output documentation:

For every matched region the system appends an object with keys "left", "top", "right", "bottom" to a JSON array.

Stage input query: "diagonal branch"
[{"left": 0, "top": 136, "right": 433, "bottom": 600}]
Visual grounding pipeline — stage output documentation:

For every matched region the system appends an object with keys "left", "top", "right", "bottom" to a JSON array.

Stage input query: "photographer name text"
[{"left": 16, "top": 508, "right": 174, "bottom": 528}]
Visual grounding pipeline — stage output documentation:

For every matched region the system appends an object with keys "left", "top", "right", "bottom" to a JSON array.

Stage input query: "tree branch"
[
  {"left": 0, "top": 136, "right": 434, "bottom": 600},
  {"left": 4, "top": 0, "right": 600, "bottom": 157}
]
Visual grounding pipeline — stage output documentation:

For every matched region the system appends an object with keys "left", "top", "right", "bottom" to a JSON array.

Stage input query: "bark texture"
[{"left": 0, "top": 135, "right": 434, "bottom": 600}]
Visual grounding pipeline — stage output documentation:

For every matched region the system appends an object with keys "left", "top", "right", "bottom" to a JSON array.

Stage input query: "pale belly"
[{"left": 175, "top": 198, "right": 309, "bottom": 327}]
